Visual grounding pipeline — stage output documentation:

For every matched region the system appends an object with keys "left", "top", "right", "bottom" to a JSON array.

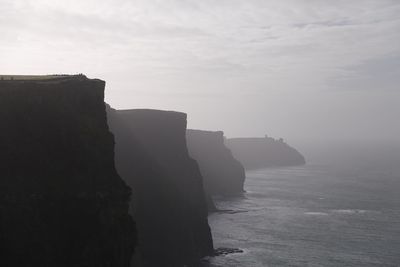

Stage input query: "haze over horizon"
[{"left": 1, "top": 0, "right": 399, "bottom": 143}]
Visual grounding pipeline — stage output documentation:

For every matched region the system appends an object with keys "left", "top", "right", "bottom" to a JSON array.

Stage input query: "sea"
[{"left": 204, "top": 142, "right": 400, "bottom": 267}]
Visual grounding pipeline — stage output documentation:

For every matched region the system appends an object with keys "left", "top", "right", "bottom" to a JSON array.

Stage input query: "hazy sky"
[{"left": 1, "top": 0, "right": 399, "bottom": 143}]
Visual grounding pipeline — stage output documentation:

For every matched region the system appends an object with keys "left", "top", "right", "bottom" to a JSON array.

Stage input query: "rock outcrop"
[
  {"left": 107, "top": 108, "right": 213, "bottom": 267},
  {"left": 186, "top": 130, "right": 245, "bottom": 196},
  {"left": 226, "top": 136, "right": 306, "bottom": 170},
  {"left": 0, "top": 76, "right": 136, "bottom": 267}
]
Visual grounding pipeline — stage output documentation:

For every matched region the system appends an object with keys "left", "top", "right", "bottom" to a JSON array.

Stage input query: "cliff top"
[
  {"left": 0, "top": 74, "right": 97, "bottom": 83},
  {"left": 117, "top": 109, "right": 187, "bottom": 120},
  {"left": 187, "top": 129, "right": 224, "bottom": 135}
]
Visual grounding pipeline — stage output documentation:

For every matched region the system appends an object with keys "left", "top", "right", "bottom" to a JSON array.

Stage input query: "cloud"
[
  {"left": 1, "top": 0, "right": 399, "bottom": 141},
  {"left": 333, "top": 54, "right": 400, "bottom": 91}
]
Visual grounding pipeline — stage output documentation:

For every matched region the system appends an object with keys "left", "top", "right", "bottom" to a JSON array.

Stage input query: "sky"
[{"left": 1, "top": 0, "right": 399, "bottom": 144}]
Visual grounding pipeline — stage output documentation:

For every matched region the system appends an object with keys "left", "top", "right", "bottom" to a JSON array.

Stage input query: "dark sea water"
[{"left": 205, "top": 147, "right": 400, "bottom": 267}]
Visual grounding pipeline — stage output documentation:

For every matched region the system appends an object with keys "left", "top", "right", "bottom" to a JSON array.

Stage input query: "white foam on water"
[
  {"left": 304, "top": 212, "right": 329, "bottom": 216},
  {"left": 332, "top": 209, "right": 370, "bottom": 214}
]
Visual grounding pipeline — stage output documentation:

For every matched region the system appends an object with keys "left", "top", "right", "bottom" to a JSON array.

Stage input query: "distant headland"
[{"left": 226, "top": 135, "right": 306, "bottom": 170}]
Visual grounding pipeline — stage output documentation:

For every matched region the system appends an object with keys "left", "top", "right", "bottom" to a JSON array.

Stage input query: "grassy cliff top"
[{"left": 0, "top": 74, "right": 90, "bottom": 82}]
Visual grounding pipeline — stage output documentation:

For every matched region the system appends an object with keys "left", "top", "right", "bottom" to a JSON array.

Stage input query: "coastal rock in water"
[
  {"left": 226, "top": 136, "right": 306, "bottom": 170},
  {"left": 213, "top": 247, "right": 244, "bottom": 256},
  {"left": 186, "top": 130, "right": 245, "bottom": 196},
  {"left": 107, "top": 108, "right": 214, "bottom": 267},
  {"left": 0, "top": 76, "right": 136, "bottom": 267}
]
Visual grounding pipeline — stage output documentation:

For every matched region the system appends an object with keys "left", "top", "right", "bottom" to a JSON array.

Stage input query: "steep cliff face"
[
  {"left": 186, "top": 130, "right": 245, "bottom": 196},
  {"left": 226, "top": 136, "right": 306, "bottom": 170},
  {"left": 0, "top": 76, "right": 135, "bottom": 267},
  {"left": 107, "top": 108, "right": 213, "bottom": 267}
]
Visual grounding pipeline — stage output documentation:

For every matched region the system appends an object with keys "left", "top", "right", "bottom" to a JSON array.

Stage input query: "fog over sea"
[{"left": 205, "top": 142, "right": 400, "bottom": 267}]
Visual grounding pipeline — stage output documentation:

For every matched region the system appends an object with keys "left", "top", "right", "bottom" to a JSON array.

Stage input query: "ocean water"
[{"left": 205, "top": 160, "right": 400, "bottom": 266}]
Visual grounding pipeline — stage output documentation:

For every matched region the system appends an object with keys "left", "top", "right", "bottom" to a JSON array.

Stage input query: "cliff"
[
  {"left": 0, "top": 76, "right": 136, "bottom": 267},
  {"left": 226, "top": 136, "right": 306, "bottom": 170},
  {"left": 186, "top": 130, "right": 245, "bottom": 196},
  {"left": 107, "top": 108, "right": 213, "bottom": 267}
]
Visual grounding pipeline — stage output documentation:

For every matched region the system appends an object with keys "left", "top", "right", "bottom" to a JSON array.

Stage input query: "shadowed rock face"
[
  {"left": 226, "top": 137, "right": 306, "bottom": 170},
  {"left": 186, "top": 130, "right": 245, "bottom": 197},
  {"left": 0, "top": 77, "right": 136, "bottom": 267},
  {"left": 107, "top": 108, "right": 213, "bottom": 267}
]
